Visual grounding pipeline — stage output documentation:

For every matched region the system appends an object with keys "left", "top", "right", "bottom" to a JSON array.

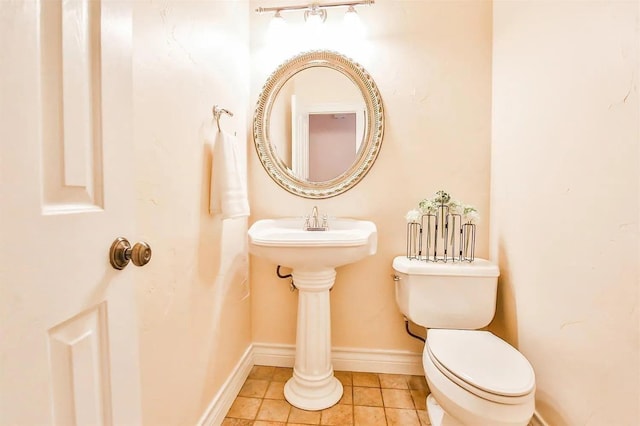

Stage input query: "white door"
[{"left": 0, "top": 1, "right": 142, "bottom": 424}]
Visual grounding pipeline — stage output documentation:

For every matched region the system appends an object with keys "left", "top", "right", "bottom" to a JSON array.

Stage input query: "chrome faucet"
[
  {"left": 310, "top": 206, "right": 319, "bottom": 228},
  {"left": 305, "top": 206, "right": 329, "bottom": 231}
]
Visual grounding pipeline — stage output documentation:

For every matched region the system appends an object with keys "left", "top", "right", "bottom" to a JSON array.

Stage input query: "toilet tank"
[{"left": 392, "top": 256, "right": 500, "bottom": 330}]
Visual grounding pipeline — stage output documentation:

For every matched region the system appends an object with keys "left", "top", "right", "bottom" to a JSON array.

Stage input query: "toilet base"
[{"left": 427, "top": 394, "right": 464, "bottom": 426}]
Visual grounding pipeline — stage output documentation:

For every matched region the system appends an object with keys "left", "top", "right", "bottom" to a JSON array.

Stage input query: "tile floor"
[{"left": 222, "top": 366, "right": 431, "bottom": 425}]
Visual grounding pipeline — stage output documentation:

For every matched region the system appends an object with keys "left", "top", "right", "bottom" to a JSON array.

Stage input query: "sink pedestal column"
[{"left": 284, "top": 268, "right": 343, "bottom": 411}]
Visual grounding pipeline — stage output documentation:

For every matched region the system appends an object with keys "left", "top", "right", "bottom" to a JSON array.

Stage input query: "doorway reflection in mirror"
[{"left": 308, "top": 112, "right": 357, "bottom": 181}]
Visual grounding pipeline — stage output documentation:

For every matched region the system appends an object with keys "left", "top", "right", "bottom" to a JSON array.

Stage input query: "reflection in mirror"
[
  {"left": 308, "top": 112, "right": 358, "bottom": 182},
  {"left": 253, "top": 50, "right": 384, "bottom": 199},
  {"left": 270, "top": 67, "right": 366, "bottom": 181}
]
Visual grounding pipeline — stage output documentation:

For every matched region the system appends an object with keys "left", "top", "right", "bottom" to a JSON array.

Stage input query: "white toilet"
[{"left": 392, "top": 256, "right": 535, "bottom": 426}]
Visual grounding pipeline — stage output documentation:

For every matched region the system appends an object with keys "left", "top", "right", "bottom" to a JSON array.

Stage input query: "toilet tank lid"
[{"left": 392, "top": 256, "right": 500, "bottom": 277}]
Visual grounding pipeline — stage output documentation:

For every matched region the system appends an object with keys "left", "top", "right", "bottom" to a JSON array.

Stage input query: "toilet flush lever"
[
  {"left": 392, "top": 274, "right": 401, "bottom": 282},
  {"left": 110, "top": 237, "right": 152, "bottom": 270}
]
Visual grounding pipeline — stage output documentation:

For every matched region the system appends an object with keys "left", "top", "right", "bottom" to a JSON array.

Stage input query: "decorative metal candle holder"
[{"left": 406, "top": 204, "right": 476, "bottom": 262}]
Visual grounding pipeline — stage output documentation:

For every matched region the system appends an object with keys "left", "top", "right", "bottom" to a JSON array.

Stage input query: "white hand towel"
[{"left": 208, "top": 127, "right": 250, "bottom": 219}]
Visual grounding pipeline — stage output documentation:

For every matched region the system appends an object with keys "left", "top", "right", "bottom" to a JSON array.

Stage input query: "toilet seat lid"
[{"left": 427, "top": 329, "right": 535, "bottom": 397}]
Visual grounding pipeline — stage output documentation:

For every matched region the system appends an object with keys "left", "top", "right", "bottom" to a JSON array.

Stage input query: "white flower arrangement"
[
  {"left": 406, "top": 190, "right": 480, "bottom": 224},
  {"left": 462, "top": 205, "right": 480, "bottom": 224},
  {"left": 405, "top": 209, "right": 422, "bottom": 223}
]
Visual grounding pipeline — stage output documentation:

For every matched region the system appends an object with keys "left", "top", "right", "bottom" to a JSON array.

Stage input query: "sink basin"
[
  {"left": 247, "top": 216, "right": 377, "bottom": 411},
  {"left": 248, "top": 218, "right": 377, "bottom": 270}
]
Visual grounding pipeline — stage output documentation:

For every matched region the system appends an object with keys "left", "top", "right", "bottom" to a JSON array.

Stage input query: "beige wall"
[
  {"left": 249, "top": 0, "right": 493, "bottom": 351},
  {"left": 491, "top": 1, "right": 640, "bottom": 424},
  {"left": 132, "top": 1, "right": 251, "bottom": 424}
]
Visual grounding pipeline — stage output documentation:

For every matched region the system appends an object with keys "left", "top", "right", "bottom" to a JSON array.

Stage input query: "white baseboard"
[
  {"left": 530, "top": 411, "right": 550, "bottom": 426},
  {"left": 251, "top": 342, "right": 295, "bottom": 368},
  {"left": 332, "top": 346, "right": 424, "bottom": 375},
  {"left": 197, "top": 345, "right": 253, "bottom": 426},
  {"left": 252, "top": 342, "right": 424, "bottom": 375}
]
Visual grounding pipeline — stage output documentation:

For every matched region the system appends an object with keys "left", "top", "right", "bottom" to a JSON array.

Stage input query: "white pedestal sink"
[{"left": 248, "top": 218, "right": 377, "bottom": 411}]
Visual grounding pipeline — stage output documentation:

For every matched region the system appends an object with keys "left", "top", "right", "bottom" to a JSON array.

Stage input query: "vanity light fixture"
[
  {"left": 344, "top": 5, "right": 358, "bottom": 19},
  {"left": 266, "top": 9, "right": 288, "bottom": 42},
  {"left": 256, "top": 0, "right": 374, "bottom": 25},
  {"left": 272, "top": 10, "right": 286, "bottom": 25},
  {"left": 342, "top": 4, "right": 364, "bottom": 36},
  {"left": 304, "top": 5, "right": 327, "bottom": 24}
]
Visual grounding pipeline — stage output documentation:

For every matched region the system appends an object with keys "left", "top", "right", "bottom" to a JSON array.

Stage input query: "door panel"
[
  {"left": 0, "top": 1, "right": 142, "bottom": 424},
  {"left": 40, "top": 0, "right": 105, "bottom": 211}
]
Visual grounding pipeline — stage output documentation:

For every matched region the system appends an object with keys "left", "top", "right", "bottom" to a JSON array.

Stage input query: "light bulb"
[
  {"left": 304, "top": 7, "right": 326, "bottom": 28},
  {"left": 343, "top": 6, "right": 366, "bottom": 39},
  {"left": 304, "top": 7, "right": 327, "bottom": 48},
  {"left": 306, "top": 12, "right": 323, "bottom": 26},
  {"left": 267, "top": 11, "right": 287, "bottom": 44}
]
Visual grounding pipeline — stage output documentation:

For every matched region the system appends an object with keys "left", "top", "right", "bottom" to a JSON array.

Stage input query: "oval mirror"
[{"left": 253, "top": 51, "right": 385, "bottom": 199}]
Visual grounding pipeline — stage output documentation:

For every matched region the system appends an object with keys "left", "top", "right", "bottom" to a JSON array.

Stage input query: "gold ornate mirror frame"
[{"left": 253, "top": 50, "right": 385, "bottom": 199}]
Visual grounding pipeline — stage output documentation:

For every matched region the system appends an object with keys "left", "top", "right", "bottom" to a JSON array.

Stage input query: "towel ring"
[{"left": 212, "top": 105, "right": 234, "bottom": 132}]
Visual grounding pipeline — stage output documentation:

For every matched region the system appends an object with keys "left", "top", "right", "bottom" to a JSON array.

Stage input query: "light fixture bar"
[{"left": 256, "top": 0, "right": 374, "bottom": 14}]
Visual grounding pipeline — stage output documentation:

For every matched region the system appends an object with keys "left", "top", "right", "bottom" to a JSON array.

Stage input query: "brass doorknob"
[{"left": 110, "top": 237, "right": 152, "bottom": 270}]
